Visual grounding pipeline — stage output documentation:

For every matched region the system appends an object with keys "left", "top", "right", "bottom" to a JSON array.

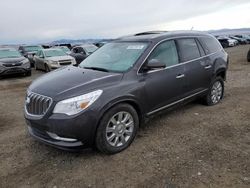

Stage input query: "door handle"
[
  {"left": 176, "top": 74, "right": 185, "bottom": 79},
  {"left": 204, "top": 65, "right": 212, "bottom": 69}
]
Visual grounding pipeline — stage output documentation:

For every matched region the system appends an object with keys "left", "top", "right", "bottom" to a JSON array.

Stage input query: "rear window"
[
  {"left": 199, "top": 37, "right": 222, "bottom": 54},
  {"left": 176, "top": 38, "right": 201, "bottom": 62}
]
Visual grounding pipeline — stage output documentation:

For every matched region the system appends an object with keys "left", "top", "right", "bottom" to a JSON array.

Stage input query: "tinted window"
[
  {"left": 196, "top": 39, "right": 206, "bottom": 56},
  {"left": 199, "top": 37, "right": 222, "bottom": 54},
  {"left": 148, "top": 40, "right": 179, "bottom": 67},
  {"left": 177, "top": 38, "right": 200, "bottom": 62}
]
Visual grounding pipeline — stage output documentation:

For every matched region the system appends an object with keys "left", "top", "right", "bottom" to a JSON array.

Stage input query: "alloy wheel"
[{"left": 105, "top": 111, "right": 134, "bottom": 147}]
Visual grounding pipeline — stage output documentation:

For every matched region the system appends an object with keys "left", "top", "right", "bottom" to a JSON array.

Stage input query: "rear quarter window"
[
  {"left": 176, "top": 38, "right": 201, "bottom": 62},
  {"left": 199, "top": 36, "right": 222, "bottom": 54}
]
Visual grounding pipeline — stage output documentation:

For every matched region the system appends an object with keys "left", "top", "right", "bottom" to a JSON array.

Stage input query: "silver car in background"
[{"left": 33, "top": 49, "right": 76, "bottom": 72}]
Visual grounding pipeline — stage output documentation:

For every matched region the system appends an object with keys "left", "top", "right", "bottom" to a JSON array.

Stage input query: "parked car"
[
  {"left": 18, "top": 45, "right": 44, "bottom": 66},
  {"left": 24, "top": 31, "right": 228, "bottom": 154},
  {"left": 52, "top": 46, "right": 71, "bottom": 54},
  {"left": 70, "top": 44, "right": 98, "bottom": 65},
  {"left": 33, "top": 49, "right": 76, "bottom": 72},
  {"left": 0, "top": 48, "right": 31, "bottom": 76},
  {"left": 94, "top": 42, "right": 107, "bottom": 48},
  {"left": 217, "top": 38, "right": 235, "bottom": 48},
  {"left": 229, "top": 36, "right": 248, "bottom": 45},
  {"left": 247, "top": 48, "right": 250, "bottom": 62},
  {"left": 234, "top": 35, "right": 250, "bottom": 43}
]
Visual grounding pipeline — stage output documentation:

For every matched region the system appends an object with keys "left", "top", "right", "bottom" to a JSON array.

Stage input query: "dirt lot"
[{"left": 0, "top": 45, "right": 250, "bottom": 188}]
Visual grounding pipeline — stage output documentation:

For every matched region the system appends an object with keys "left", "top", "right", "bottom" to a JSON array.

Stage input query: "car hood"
[
  {"left": 28, "top": 66, "right": 123, "bottom": 101},
  {"left": 47, "top": 55, "right": 74, "bottom": 61},
  {"left": 0, "top": 56, "right": 26, "bottom": 64}
]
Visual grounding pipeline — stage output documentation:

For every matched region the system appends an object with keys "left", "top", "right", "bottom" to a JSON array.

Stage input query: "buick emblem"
[
  {"left": 12, "top": 63, "right": 16, "bottom": 66},
  {"left": 26, "top": 97, "right": 31, "bottom": 104}
]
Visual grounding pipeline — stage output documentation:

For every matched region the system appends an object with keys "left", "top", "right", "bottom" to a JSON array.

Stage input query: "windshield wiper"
[{"left": 83, "top": 66, "right": 109, "bottom": 72}]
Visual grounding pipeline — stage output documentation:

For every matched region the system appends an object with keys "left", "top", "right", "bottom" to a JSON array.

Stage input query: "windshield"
[
  {"left": 58, "top": 46, "right": 70, "bottom": 53},
  {"left": 44, "top": 49, "right": 66, "bottom": 57},
  {"left": 24, "top": 46, "right": 43, "bottom": 52},
  {"left": 79, "top": 42, "right": 148, "bottom": 72},
  {"left": 0, "top": 49, "right": 22, "bottom": 59},
  {"left": 84, "top": 45, "right": 98, "bottom": 53}
]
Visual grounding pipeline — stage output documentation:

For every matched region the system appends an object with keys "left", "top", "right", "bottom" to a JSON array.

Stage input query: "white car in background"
[{"left": 33, "top": 49, "right": 76, "bottom": 72}]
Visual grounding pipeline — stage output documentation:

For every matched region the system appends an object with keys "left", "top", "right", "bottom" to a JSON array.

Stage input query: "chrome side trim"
[
  {"left": 137, "top": 35, "right": 222, "bottom": 75},
  {"left": 146, "top": 89, "right": 208, "bottom": 116},
  {"left": 47, "top": 132, "right": 77, "bottom": 142}
]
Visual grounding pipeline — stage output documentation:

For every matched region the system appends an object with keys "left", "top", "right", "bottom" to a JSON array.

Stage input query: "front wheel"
[
  {"left": 204, "top": 77, "right": 224, "bottom": 106},
  {"left": 44, "top": 64, "right": 50, "bottom": 72},
  {"left": 95, "top": 103, "right": 139, "bottom": 154}
]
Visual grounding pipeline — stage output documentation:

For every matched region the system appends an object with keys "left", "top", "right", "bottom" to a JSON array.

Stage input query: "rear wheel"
[
  {"left": 204, "top": 77, "right": 224, "bottom": 106},
  {"left": 95, "top": 103, "right": 139, "bottom": 154}
]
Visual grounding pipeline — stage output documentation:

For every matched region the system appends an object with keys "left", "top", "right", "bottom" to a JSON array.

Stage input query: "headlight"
[
  {"left": 53, "top": 90, "right": 103, "bottom": 115},
  {"left": 21, "top": 59, "right": 30, "bottom": 68},
  {"left": 72, "top": 58, "right": 76, "bottom": 65},
  {"left": 0, "top": 62, "right": 5, "bottom": 70},
  {"left": 46, "top": 60, "right": 58, "bottom": 66}
]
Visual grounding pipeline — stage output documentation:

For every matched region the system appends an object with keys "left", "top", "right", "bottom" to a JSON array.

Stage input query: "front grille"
[
  {"left": 25, "top": 92, "right": 52, "bottom": 116},
  {"left": 59, "top": 60, "right": 72, "bottom": 66},
  {"left": 3, "top": 63, "right": 22, "bottom": 67}
]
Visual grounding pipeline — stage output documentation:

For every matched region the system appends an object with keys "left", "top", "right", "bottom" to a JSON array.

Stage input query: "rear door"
[
  {"left": 176, "top": 38, "right": 212, "bottom": 96},
  {"left": 141, "top": 40, "right": 186, "bottom": 114}
]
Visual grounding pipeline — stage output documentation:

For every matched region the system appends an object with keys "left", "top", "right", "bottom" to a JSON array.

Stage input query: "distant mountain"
[
  {"left": 208, "top": 28, "right": 250, "bottom": 36},
  {"left": 50, "top": 38, "right": 113, "bottom": 45}
]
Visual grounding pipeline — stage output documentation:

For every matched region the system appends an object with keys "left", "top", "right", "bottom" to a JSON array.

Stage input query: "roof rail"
[{"left": 134, "top": 31, "right": 167, "bottom": 36}]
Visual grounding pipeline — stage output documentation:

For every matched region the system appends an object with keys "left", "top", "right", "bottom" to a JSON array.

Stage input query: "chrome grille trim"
[{"left": 25, "top": 91, "right": 52, "bottom": 117}]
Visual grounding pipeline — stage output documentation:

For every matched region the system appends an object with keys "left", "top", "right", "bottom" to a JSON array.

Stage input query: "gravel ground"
[{"left": 0, "top": 45, "right": 249, "bottom": 188}]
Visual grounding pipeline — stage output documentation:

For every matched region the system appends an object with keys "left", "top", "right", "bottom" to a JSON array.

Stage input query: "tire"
[
  {"left": 26, "top": 70, "right": 31, "bottom": 77},
  {"left": 44, "top": 64, "right": 50, "bottom": 72},
  {"left": 95, "top": 103, "right": 139, "bottom": 154},
  {"left": 247, "top": 50, "right": 250, "bottom": 62},
  {"left": 204, "top": 77, "right": 224, "bottom": 106}
]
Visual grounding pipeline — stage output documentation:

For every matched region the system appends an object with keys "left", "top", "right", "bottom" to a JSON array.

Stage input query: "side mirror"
[{"left": 143, "top": 59, "right": 166, "bottom": 71}]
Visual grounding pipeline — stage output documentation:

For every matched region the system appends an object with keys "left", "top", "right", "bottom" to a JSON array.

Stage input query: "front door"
[{"left": 140, "top": 40, "right": 186, "bottom": 114}]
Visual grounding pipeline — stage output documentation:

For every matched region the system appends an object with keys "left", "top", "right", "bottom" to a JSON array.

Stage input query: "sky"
[{"left": 0, "top": 0, "right": 250, "bottom": 44}]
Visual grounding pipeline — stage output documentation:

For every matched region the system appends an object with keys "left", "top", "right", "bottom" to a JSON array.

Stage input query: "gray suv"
[
  {"left": 0, "top": 48, "right": 31, "bottom": 76},
  {"left": 24, "top": 31, "right": 229, "bottom": 154}
]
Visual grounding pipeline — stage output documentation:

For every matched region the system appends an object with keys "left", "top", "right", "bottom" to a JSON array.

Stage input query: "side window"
[
  {"left": 72, "top": 47, "right": 78, "bottom": 53},
  {"left": 36, "top": 51, "right": 40, "bottom": 56},
  {"left": 196, "top": 39, "right": 206, "bottom": 57},
  {"left": 177, "top": 38, "right": 201, "bottom": 62},
  {"left": 148, "top": 40, "right": 179, "bottom": 67},
  {"left": 199, "top": 37, "right": 222, "bottom": 54},
  {"left": 39, "top": 51, "right": 44, "bottom": 58},
  {"left": 78, "top": 47, "right": 86, "bottom": 55}
]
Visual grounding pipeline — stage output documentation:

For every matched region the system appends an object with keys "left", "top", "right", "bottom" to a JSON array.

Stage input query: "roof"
[{"left": 117, "top": 30, "right": 212, "bottom": 43}]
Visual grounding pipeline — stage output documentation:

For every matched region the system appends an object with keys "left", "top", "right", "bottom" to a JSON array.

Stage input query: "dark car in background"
[
  {"left": 18, "top": 45, "right": 44, "bottom": 66},
  {"left": 234, "top": 35, "right": 250, "bottom": 43},
  {"left": 0, "top": 48, "right": 31, "bottom": 77},
  {"left": 229, "top": 36, "right": 248, "bottom": 45},
  {"left": 70, "top": 44, "right": 98, "bottom": 65},
  {"left": 25, "top": 31, "right": 228, "bottom": 154}
]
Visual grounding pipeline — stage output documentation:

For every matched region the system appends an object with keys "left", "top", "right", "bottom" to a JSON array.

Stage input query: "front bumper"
[
  {"left": 25, "top": 108, "right": 99, "bottom": 151},
  {"left": 0, "top": 67, "right": 31, "bottom": 76}
]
